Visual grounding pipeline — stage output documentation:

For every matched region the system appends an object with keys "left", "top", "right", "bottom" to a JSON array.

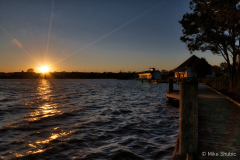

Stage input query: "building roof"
[
  {"left": 173, "top": 55, "right": 200, "bottom": 71},
  {"left": 173, "top": 68, "right": 185, "bottom": 72}
]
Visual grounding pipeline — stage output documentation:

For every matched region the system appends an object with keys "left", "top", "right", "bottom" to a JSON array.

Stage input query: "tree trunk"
[
  {"left": 236, "top": 54, "right": 240, "bottom": 78},
  {"left": 223, "top": 47, "right": 234, "bottom": 91}
]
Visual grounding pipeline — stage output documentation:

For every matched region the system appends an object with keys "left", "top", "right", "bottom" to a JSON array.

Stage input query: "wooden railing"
[{"left": 167, "top": 78, "right": 198, "bottom": 158}]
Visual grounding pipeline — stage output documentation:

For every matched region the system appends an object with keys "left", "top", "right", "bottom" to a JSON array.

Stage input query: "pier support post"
[
  {"left": 168, "top": 78, "right": 173, "bottom": 101},
  {"left": 168, "top": 78, "right": 173, "bottom": 92},
  {"left": 179, "top": 80, "right": 198, "bottom": 156}
]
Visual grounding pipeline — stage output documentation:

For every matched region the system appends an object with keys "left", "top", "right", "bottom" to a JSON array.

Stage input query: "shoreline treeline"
[{"left": 0, "top": 72, "right": 139, "bottom": 79}]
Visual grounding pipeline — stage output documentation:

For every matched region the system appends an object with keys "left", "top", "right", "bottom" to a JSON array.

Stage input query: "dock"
[
  {"left": 166, "top": 78, "right": 240, "bottom": 160},
  {"left": 140, "top": 78, "right": 177, "bottom": 83},
  {"left": 166, "top": 90, "right": 180, "bottom": 99}
]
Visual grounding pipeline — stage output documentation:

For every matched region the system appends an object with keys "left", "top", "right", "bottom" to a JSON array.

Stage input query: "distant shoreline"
[{"left": 0, "top": 72, "right": 138, "bottom": 79}]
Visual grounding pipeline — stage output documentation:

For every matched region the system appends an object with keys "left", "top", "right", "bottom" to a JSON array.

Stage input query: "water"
[{"left": 0, "top": 79, "right": 179, "bottom": 160}]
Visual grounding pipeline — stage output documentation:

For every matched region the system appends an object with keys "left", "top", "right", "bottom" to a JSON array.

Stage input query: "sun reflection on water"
[
  {"left": 24, "top": 130, "right": 75, "bottom": 156},
  {"left": 26, "top": 149, "right": 46, "bottom": 155},
  {"left": 37, "top": 79, "right": 53, "bottom": 100},
  {"left": 14, "top": 153, "right": 24, "bottom": 158},
  {"left": 24, "top": 80, "right": 61, "bottom": 122},
  {"left": 24, "top": 103, "right": 61, "bottom": 122},
  {"left": 14, "top": 79, "right": 75, "bottom": 158},
  {"left": 35, "top": 130, "right": 75, "bottom": 144}
]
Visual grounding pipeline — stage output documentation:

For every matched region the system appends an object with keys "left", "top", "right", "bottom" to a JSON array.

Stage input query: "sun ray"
[
  {"left": 0, "top": 25, "right": 40, "bottom": 66},
  {"left": 0, "top": 25, "right": 14, "bottom": 39},
  {"left": 52, "top": 1, "right": 166, "bottom": 66},
  {"left": 26, "top": 22, "right": 43, "bottom": 63},
  {"left": 45, "top": 0, "right": 55, "bottom": 64}
]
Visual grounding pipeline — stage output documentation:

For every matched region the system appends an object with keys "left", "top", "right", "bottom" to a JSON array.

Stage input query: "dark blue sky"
[{"left": 0, "top": 0, "right": 224, "bottom": 72}]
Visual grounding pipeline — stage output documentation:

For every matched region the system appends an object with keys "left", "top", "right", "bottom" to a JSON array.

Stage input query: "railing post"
[
  {"left": 168, "top": 78, "right": 173, "bottom": 101},
  {"left": 186, "top": 153, "right": 193, "bottom": 160},
  {"left": 168, "top": 78, "right": 173, "bottom": 92},
  {"left": 179, "top": 79, "right": 198, "bottom": 156}
]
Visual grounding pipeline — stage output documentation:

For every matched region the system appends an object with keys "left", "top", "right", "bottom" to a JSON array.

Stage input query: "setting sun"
[{"left": 40, "top": 66, "right": 49, "bottom": 73}]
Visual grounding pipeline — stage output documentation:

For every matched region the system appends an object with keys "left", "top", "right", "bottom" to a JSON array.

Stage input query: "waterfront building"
[
  {"left": 173, "top": 55, "right": 214, "bottom": 78},
  {"left": 138, "top": 68, "right": 161, "bottom": 79}
]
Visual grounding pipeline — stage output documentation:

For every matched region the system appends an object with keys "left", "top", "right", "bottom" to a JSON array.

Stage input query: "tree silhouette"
[
  {"left": 161, "top": 69, "right": 168, "bottom": 74},
  {"left": 27, "top": 68, "right": 35, "bottom": 72},
  {"left": 179, "top": 0, "right": 240, "bottom": 91},
  {"left": 211, "top": 65, "right": 221, "bottom": 76},
  {"left": 191, "top": 58, "right": 212, "bottom": 78},
  {"left": 168, "top": 70, "right": 175, "bottom": 78},
  {"left": 220, "top": 62, "right": 228, "bottom": 74}
]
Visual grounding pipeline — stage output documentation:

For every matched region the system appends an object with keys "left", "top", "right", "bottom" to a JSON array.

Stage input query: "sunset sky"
[{"left": 0, "top": 0, "right": 224, "bottom": 73}]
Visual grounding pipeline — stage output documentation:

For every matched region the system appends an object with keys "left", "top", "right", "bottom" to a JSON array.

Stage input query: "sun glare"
[{"left": 40, "top": 66, "right": 49, "bottom": 73}]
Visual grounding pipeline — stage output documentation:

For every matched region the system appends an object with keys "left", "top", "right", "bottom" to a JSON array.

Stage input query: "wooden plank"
[
  {"left": 171, "top": 134, "right": 181, "bottom": 160},
  {"left": 179, "top": 80, "right": 198, "bottom": 156},
  {"left": 172, "top": 84, "right": 240, "bottom": 160},
  {"left": 166, "top": 90, "right": 180, "bottom": 100}
]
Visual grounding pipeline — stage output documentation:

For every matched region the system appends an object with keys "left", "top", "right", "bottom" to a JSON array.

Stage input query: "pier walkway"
[{"left": 172, "top": 84, "right": 240, "bottom": 160}]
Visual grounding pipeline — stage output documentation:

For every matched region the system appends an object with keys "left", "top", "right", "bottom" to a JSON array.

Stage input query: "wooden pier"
[
  {"left": 141, "top": 79, "right": 162, "bottom": 83},
  {"left": 167, "top": 78, "right": 240, "bottom": 160},
  {"left": 140, "top": 78, "right": 177, "bottom": 83},
  {"left": 167, "top": 78, "right": 198, "bottom": 159},
  {"left": 166, "top": 78, "right": 180, "bottom": 100}
]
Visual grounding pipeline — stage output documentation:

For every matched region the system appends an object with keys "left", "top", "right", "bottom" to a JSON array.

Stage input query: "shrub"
[
  {"left": 212, "top": 75, "right": 229, "bottom": 91},
  {"left": 197, "top": 77, "right": 204, "bottom": 83},
  {"left": 197, "top": 76, "right": 229, "bottom": 91},
  {"left": 202, "top": 78, "right": 214, "bottom": 86},
  {"left": 234, "top": 80, "right": 240, "bottom": 94}
]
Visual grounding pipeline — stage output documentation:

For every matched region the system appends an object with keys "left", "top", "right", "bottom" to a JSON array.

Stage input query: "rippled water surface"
[{"left": 0, "top": 79, "right": 179, "bottom": 160}]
